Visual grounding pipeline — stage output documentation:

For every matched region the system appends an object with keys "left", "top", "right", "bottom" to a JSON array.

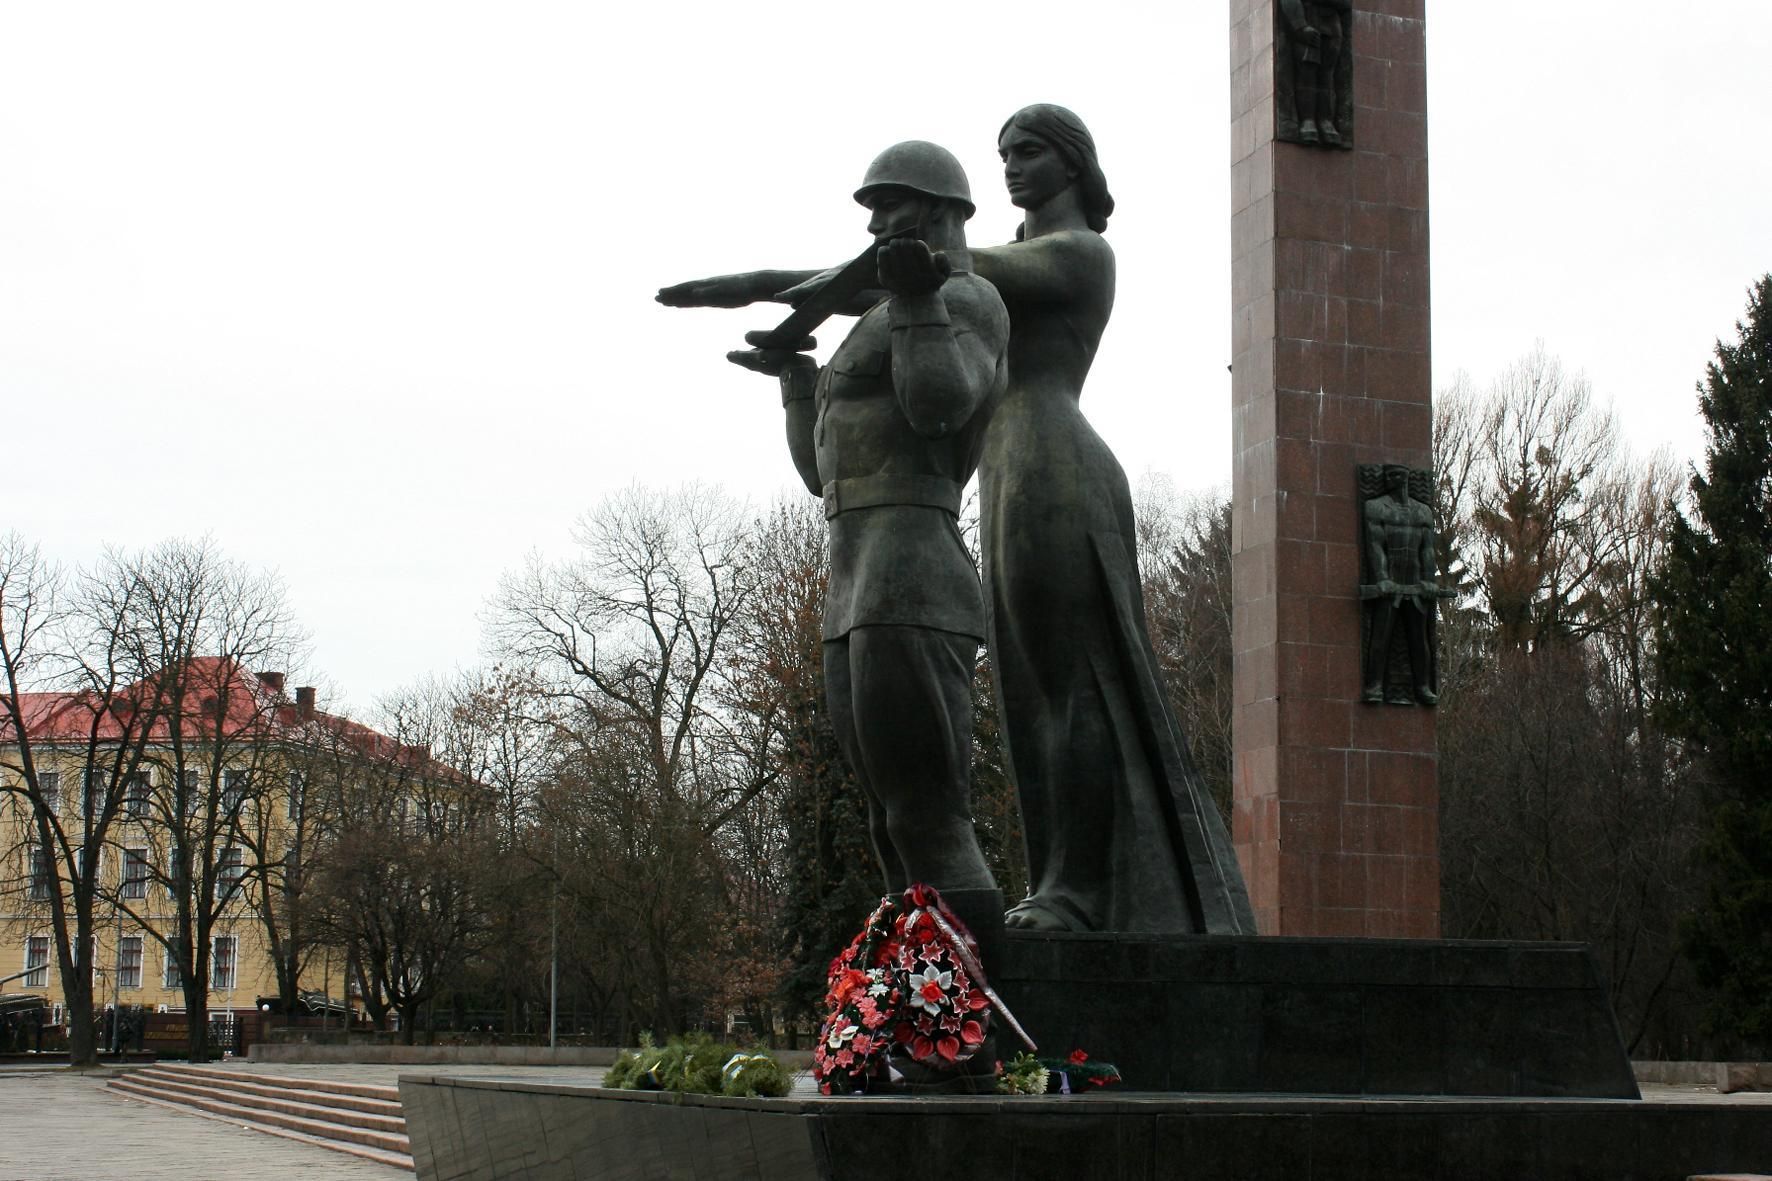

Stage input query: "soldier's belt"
[{"left": 822, "top": 475, "right": 962, "bottom": 520}]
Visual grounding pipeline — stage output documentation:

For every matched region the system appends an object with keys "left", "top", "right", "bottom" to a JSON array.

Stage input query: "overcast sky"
[{"left": 4, "top": 3, "right": 1768, "bottom": 710}]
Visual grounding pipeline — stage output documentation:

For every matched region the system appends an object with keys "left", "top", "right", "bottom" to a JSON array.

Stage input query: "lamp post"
[
  {"left": 109, "top": 905, "right": 122, "bottom": 1054},
  {"left": 549, "top": 829, "right": 558, "bottom": 1051}
]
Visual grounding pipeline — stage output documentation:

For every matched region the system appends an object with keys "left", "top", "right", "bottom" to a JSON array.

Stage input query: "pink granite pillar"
[{"left": 1228, "top": 0, "right": 1439, "bottom": 938}]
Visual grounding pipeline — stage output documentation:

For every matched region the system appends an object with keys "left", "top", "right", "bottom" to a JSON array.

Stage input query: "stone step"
[
  {"left": 107, "top": 1070, "right": 412, "bottom": 1169},
  {"left": 108, "top": 1083, "right": 414, "bottom": 1171},
  {"left": 120, "top": 1069, "right": 406, "bottom": 1134},
  {"left": 132, "top": 1065, "right": 405, "bottom": 1126},
  {"left": 148, "top": 1062, "right": 401, "bottom": 1103}
]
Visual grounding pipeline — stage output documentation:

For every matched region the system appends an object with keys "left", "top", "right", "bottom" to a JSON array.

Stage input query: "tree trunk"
[
  {"left": 184, "top": 959, "right": 212, "bottom": 1063},
  {"left": 64, "top": 969, "right": 97, "bottom": 1069},
  {"left": 278, "top": 946, "right": 300, "bottom": 1016}
]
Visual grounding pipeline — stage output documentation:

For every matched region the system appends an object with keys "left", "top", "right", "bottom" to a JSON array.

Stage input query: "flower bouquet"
[
  {"left": 812, "top": 883, "right": 1031, "bottom": 1095},
  {"left": 1041, "top": 1048, "right": 1122, "bottom": 1092},
  {"left": 997, "top": 1048, "right": 1122, "bottom": 1095}
]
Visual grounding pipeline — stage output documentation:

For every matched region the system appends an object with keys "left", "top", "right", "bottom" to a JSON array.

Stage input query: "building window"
[
  {"left": 117, "top": 936, "right": 143, "bottom": 990},
  {"left": 221, "top": 769, "right": 249, "bottom": 811},
  {"left": 123, "top": 772, "right": 152, "bottom": 820},
  {"left": 38, "top": 771, "right": 61, "bottom": 814},
  {"left": 215, "top": 847, "right": 244, "bottom": 900},
  {"left": 121, "top": 847, "right": 150, "bottom": 900},
  {"left": 73, "top": 846, "right": 101, "bottom": 880},
  {"left": 287, "top": 771, "right": 304, "bottom": 821},
  {"left": 210, "top": 935, "right": 237, "bottom": 991},
  {"left": 23, "top": 936, "right": 49, "bottom": 988},
  {"left": 82, "top": 770, "right": 106, "bottom": 817},
  {"left": 163, "top": 948, "right": 183, "bottom": 991},
  {"left": 28, "top": 845, "right": 53, "bottom": 901},
  {"left": 179, "top": 768, "right": 200, "bottom": 817}
]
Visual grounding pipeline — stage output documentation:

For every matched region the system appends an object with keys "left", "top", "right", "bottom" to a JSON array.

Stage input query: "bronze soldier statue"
[{"left": 722, "top": 142, "right": 1012, "bottom": 947}]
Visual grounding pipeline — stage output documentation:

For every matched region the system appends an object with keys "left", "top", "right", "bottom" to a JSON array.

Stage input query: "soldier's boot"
[{"left": 939, "top": 887, "right": 1006, "bottom": 979}]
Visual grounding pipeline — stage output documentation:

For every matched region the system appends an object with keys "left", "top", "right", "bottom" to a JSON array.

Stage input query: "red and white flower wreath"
[{"left": 813, "top": 883, "right": 1032, "bottom": 1095}]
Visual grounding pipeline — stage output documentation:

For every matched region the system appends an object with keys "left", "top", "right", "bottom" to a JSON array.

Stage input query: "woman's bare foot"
[{"left": 1004, "top": 898, "right": 1078, "bottom": 931}]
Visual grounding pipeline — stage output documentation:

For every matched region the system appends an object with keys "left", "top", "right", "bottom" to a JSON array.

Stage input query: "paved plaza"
[
  {"left": 0, "top": 1061, "right": 819, "bottom": 1181},
  {"left": 0, "top": 1066, "right": 399, "bottom": 1181}
]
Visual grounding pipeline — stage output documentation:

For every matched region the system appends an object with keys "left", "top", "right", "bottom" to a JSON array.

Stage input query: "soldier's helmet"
[{"left": 853, "top": 141, "right": 975, "bottom": 219}]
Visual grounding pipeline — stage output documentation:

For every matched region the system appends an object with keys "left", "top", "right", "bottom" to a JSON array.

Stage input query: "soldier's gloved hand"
[
  {"left": 726, "top": 330, "right": 817, "bottom": 377},
  {"left": 876, "top": 239, "right": 952, "bottom": 298}
]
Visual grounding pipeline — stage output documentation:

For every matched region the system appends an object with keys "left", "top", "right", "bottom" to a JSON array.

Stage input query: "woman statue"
[{"left": 658, "top": 105, "right": 1255, "bottom": 935}]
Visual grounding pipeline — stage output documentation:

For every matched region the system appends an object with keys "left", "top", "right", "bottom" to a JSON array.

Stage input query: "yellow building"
[{"left": 1, "top": 661, "right": 370, "bottom": 1038}]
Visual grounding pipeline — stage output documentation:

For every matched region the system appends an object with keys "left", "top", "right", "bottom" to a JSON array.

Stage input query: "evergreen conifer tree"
[{"left": 1653, "top": 275, "right": 1772, "bottom": 1046}]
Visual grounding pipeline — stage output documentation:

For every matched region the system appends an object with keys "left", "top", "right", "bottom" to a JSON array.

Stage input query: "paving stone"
[{"left": 0, "top": 1069, "right": 401, "bottom": 1180}]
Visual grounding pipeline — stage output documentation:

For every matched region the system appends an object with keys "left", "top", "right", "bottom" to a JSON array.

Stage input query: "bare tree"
[
  {"left": 1468, "top": 348, "right": 1627, "bottom": 649},
  {"left": 310, "top": 683, "right": 491, "bottom": 1042},
  {"left": 1434, "top": 354, "right": 1700, "bottom": 1052},
  {"left": 239, "top": 680, "right": 347, "bottom": 1020},
  {"left": 1135, "top": 476, "right": 1236, "bottom": 821},
  {"left": 719, "top": 498, "right": 870, "bottom": 1032},
  {"left": 489, "top": 485, "right": 759, "bottom": 1033},
  {"left": 435, "top": 667, "right": 558, "bottom": 1036},
  {"left": 0, "top": 536, "right": 171, "bottom": 1066},
  {"left": 86, "top": 540, "right": 304, "bottom": 1061}
]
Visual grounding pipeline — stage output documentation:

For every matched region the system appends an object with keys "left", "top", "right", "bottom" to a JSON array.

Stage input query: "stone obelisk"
[{"left": 1228, "top": 0, "right": 1439, "bottom": 937}]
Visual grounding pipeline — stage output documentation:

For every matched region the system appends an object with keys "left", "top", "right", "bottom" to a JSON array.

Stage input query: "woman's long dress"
[{"left": 980, "top": 336, "right": 1257, "bottom": 935}]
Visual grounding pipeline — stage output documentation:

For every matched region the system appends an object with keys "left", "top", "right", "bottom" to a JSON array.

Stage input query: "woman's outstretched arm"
[{"left": 969, "top": 229, "right": 1114, "bottom": 308}]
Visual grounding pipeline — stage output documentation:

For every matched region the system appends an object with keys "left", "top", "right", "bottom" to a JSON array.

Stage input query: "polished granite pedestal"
[
  {"left": 992, "top": 931, "right": 1638, "bottom": 1097},
  {"left": 400, "top": 1080, "right": 1772, "bottom": 1181},
  {"left": 401, "top": 935, "right": 1763, "bottom": 1181}
]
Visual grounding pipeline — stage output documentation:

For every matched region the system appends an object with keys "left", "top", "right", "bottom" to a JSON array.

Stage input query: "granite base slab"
[
  {"left": 399, "top": 1077, "right": 1772, "bottom": 1181},
  {"left": 992, "top": 932, "right": 1639, "bottom": 1097}
]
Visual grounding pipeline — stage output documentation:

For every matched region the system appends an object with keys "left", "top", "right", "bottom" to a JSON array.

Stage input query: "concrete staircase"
[{"left": 108, "top": 1064, "right": 413, "bottom": 1171}]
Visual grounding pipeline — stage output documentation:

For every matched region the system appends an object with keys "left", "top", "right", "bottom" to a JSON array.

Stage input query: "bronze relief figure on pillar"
[
  {"left": 1275, "top": 0, "right": 1354, "bottom": 148},
  {"left": 1358, "top": 463, "right": 1446, "bottom": 706}
]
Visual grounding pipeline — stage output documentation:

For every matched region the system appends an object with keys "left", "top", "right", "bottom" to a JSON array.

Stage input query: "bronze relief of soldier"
[
  {"left": 1276, "top": 0, "right": 1354, "bottom": 148},
  {"left": 1358, "top": 464, "right": 1445, "bottom": 706}
]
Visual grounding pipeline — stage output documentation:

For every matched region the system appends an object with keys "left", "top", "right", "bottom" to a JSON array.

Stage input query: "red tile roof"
[{"left": 1, "top": 657, "right": 454, "bottom": 778}]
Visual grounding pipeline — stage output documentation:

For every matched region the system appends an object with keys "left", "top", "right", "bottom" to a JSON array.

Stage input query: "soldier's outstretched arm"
[
  {"left": 656, "top": 269, "right": 822, "bottom": 309},
  {"left": 658, "top": 267, "right": 880, "bottom": 318},
  {"left": 879, "top": 240, "right": 1009, "bottom": 438}
]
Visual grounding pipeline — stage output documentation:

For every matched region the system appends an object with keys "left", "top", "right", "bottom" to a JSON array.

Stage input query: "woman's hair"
[{"left": 998, "top": 103, "right": 1115, "bottom": 235}]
